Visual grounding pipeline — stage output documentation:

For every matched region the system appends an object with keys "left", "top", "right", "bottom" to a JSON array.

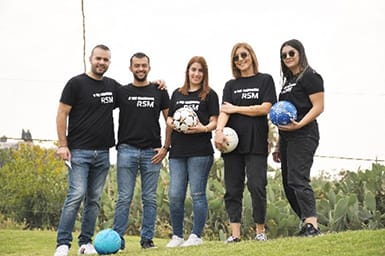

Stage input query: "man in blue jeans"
[
  {"left": 112, "top": 52, "right": 171, "bottom": 250},
  {"left": 54, "top": 47, "right": 166, "bottom": 256},
  {"left": 54, "top": 44, "right": 121, "bottom": 256}
]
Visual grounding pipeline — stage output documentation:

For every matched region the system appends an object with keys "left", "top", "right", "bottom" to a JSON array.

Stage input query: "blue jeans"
[
  {"left": 113, "top": 144, "right": 161, "bottom": 246},
  {"left": 168, "top": 155, "right": 213, "bottom": 237},
  {"left": 56, "top": 149, "right": 110, "bottom": 247}
]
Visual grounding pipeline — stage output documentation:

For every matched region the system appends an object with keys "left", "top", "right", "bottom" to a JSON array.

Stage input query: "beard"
[
  {"left": 92, "top": 65, "right": 107, "bottom": 76},
  {"left": 133, "top": 72, "right": 147, "bottom": 82}
]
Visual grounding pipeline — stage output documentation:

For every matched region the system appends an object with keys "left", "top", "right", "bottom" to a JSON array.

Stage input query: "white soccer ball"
[
  {"left": 173, "top": 107, "right": 198, "bottom": 132},
  {"left": 222, "top": 127, "right": 239, "bottom": 153}
]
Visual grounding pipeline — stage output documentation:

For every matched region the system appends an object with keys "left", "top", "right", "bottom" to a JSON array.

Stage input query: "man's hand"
[
  {"left": 152, "top": 79, "right": 167, "bottom": 90},
  {"left": 56, "top": 146, "right": 70, "bottom": 160}
]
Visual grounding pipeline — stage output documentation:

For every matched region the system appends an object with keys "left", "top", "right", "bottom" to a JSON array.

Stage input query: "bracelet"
[
  {"left": 58, "top": 145, "right": 67, "bottom": 148},
  {"left": 215, "top": 129, "right": 223, "bottom": 133},
  {"left": 162, "top": 145, "right": 170, "bottom": 151}
]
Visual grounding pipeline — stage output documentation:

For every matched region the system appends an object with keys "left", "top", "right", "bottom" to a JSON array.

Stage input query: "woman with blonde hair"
[{"left": 215, "top": 42, "right": 277, "bottom": 243}]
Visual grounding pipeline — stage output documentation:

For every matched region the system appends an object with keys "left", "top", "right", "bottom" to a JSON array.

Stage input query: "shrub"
[
  {"left": 1, "top": 144, "right": 384, "bottom": 238},
  {"left": 0, "top": 144, "right": 67, "bottom": 229}
]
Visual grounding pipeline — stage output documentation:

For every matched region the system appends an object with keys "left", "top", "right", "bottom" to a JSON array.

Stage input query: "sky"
[{"left": 1, "top": 0, "right": 384, "bottom": 175}]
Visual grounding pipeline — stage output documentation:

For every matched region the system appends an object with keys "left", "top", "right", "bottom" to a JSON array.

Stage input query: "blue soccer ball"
[
  {"left": 94, "top": 229, "right": 121, "bottom": 255},
  {"left": 269, "top": 101, "right": 297, "bottom": 126}
]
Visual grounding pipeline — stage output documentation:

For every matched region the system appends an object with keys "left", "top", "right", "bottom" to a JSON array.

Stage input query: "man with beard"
[
  {"left": 54, "top": 44, "right": 121, "bottom": 256},
  {"left": 112, "top": 52, "right": 171, "bottom": 250}
]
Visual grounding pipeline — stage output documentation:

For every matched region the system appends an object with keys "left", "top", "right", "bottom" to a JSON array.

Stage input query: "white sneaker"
[
  {"left": 78, "top": 243, "right": 97, "bottom": 255},
  {"left": 54, "top": 245, "right": 69, "bottom": 256},
  {"left": 224, "top": 236, "right": 241, "bottom": 243},
  {"left": 255, "top": 232, "right": 267, "bottom": 241},
  {"left": 166, "top": 235, "right": 184, "bottom": 248},
  {"left": 181, "top": 234, "right": 203, "bottom": 247}
]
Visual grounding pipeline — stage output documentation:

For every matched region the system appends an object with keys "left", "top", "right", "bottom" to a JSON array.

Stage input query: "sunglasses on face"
[
  {"left": 233, "top": 52, "right": 249, "bottom": 62},
  {"left": 281, "top": 50, "right": 296, "bottom": 59}
]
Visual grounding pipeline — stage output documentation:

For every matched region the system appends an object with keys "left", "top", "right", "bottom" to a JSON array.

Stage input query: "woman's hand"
[
  {"left": 214, "top": 129, "right": 227, "bottom": 152},
  {"left": 220, "top": 102, "right": 237, "bottom": 114},
  {"left": 278, "top": 119, "right": 301, "bottom": 131},
  {"left": 272, "top": 151, "right": 280, "bottom": 163},
  {"left": 152, "top": 147, "right": 168, "bottom": 164},
  {"left": 185, "top": 121, "right": 207, "bottom": 134}
]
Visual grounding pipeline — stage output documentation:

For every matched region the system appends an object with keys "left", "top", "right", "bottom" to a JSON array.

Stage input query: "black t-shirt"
[
  {"left": 117, "top": 83, "right": 170, "bottom": 148},
  {"left": 222, "top": 73, "right": 277, "bottom": 155},
  {"left": 60, "top": 73, "right": 121, "bottom": 150},
  {"left": 279, "top": 67, "right": 324, "bottom": 137},
  {"left": 279, "top": 67, "right": 324, "bottom": 120},
  {"left": 168, "top": 88, "right": 220, "bottom": 158}
]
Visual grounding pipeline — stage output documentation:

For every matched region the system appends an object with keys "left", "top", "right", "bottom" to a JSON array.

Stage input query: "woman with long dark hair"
[{"left": 273, "top": 39, "right": 324, "bottom": 236}]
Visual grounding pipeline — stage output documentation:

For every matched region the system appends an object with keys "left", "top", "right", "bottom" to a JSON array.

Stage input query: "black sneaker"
[
  {"left": 298, "top": 223, "right": 321, "bottom": 237},
  {"left": 141, "top": 239, "right": 156, "bottom": 249},
  {"left": 120, "top": 236, "right": 125, "bottom": 250}
]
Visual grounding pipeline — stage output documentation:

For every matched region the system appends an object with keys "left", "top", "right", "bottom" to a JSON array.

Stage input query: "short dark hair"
[
  {"left": 130, "top": 52, "right": 150, "bottom": 66},
  {"left": 91, "top": 44, "right": 110, "bottom": 55}
]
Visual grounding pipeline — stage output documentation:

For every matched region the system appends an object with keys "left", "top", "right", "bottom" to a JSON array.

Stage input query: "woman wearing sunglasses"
[
  {"left": 166, "top": 56, "right": 219, "bottom": 247},
  {"left": 272, "top": 39, "right": 324, "bottom": 236},
  {"left": 214, "top": 42, "right": 277, "bottom": 243}
]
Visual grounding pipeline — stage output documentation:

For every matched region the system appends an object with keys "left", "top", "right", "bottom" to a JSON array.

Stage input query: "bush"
[
  {"left": 0, "top": 144, "right": 67, "bottom": 229},
  {"left": 1, "top": 144, "right": 384, "bottom": 239}
]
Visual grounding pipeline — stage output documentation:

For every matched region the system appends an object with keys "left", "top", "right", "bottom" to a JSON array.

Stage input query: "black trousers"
[
  {"left": 223, "top": 153, "right": 267, "bottom": 224},
  {"left": 279, "top": 124, "right": 319, "bottom": 220}
]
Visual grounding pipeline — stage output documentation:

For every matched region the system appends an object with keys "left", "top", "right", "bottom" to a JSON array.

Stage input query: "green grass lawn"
[{"left": 0, "top": 229, "right": 384, "bottom": 256}]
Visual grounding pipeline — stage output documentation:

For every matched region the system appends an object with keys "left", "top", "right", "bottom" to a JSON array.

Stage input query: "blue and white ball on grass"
[
  {"left": 173, "top": 107, "right": 198, "bottom": 132},
  {"left": 94, "top": 229, "right": 121, "bottom": 255},
  {"left": 269, "top": 101, "right": 297, "bottom": 126}
]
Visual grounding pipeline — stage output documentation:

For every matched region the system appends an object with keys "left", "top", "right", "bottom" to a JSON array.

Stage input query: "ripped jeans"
[{"left": 168, "top": 155, "right": 213, "bottom": 237}]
